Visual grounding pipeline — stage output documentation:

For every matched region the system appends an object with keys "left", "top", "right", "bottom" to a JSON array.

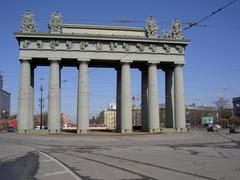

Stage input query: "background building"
[
  {"left": 98, "top": 109, "right": 116, "bottom": 130},
  {"left": 0, "top": 72, "right": 11, "bottom": 119},
  {"left": 93, "top": 103, "right": 116, "bottom": 129}
]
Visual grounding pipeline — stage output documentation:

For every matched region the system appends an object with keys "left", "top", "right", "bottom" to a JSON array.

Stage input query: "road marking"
[
  {"left": 40, "top": 159, "right": 53, "bottom": 162},
  {"left": 36, "top": 150, "right": 82, "bottom": 180},
  {"left": 38, "top": 170, "right": 68, "bottom": 177}
]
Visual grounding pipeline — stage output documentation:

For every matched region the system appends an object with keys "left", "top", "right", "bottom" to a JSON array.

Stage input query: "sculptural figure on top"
[
  {"left": 171, "top": 19, "right": 183, "bottom": 39},
  {"left": 145, "top": 16, "right": 159, "bottom": 38},
  {"left": 21, "top": 11, "right": 37, "bottom": 33},
  {"left": 48, "top": 11, "right": 63, "bottom": 33}
]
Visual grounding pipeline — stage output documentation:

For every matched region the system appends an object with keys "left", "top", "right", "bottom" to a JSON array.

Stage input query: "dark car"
[
  {"left": 229, "top": 125, "right": 240, "bottom": 134},
  {"left": 207, "top": 124, "right": 218, "bottom": 132},
  {"left": 7, "top": 127, "right": 16, "bottom": 132}
]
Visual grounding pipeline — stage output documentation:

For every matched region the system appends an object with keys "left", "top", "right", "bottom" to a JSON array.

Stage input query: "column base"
[
  {"left": 158, "top": 128, "right": 188, "bottom": 133},
  {"left": 141, "top": 128, "right": 149, "bottom": 132},
  {"left": 47, "top": 129, "right": 61, "bottom": 134},
  {"left": 119, "top": 129, "right": 132, "bottom": 133},
  {"left": 16, "top": 129, "right": 29, "bottom": 134},
  {"left": 77, "top": 129, "right": 90, "bottom": 134},
  {"left": 174, "top": 128, "right": 188, "bottom": 132},
  {"left": 148, "top": 128, "right": 160, "bottom": 133}
]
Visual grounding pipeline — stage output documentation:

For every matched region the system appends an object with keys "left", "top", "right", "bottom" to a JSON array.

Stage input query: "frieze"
[
  {"left": 50, "top": 40, "right": 60, "bottom": 49},
  {"left": 22, "top": 40, "right": 31, "bottom": 48},
  {"left": 36, "top": 40, "right": 44, "bottom": 49},
  {"left": 19, "top": 38, "right": 186, "bottom": 56}
]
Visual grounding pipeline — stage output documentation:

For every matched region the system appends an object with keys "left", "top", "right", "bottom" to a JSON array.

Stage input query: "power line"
[
  {"left": 184, "top": 0, "right": 238, "bottom": 31},
  {"left": 194, "top": 24, "right": 240, "bottom": 31}
]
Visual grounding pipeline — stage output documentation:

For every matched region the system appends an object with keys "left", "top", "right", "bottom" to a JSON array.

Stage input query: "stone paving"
[{"left": 0, "top": 129, "right": 240, "bottom": 180}]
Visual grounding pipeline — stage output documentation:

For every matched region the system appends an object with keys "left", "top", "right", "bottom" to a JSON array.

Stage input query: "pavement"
[{"left": 0, "top": 129, "right": 240, "bottom": 180}]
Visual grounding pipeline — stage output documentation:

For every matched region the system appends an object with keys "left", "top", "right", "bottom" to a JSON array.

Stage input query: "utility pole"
[{"left": 39, "top": 85, "right": 44, "bottom": 129}]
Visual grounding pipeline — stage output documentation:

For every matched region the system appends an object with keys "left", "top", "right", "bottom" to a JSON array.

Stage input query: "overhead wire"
[{"left": 184, "top": 0, "right": 238, "bottom": 31}]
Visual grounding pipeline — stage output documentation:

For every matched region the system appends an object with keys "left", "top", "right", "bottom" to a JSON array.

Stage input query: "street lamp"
[{"left": 39, "top": 84, "right": 44, "bottom": 129}]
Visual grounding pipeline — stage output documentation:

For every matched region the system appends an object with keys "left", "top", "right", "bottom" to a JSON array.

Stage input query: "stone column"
[
  {"left": 29, "top": 65, "right": 35, "bottom": 130},
  {"left": 141, "top": 68, "right": 148, "bottom": 131},
  {"left": 120, "top": 62, "right": 132, "bottom": 133},
  {"left": 174, "top": 64, "right": 186, "bottom": 129},
  {"left": 77, "top": 60, "right": 89, "bottom": 134},
  {"left": 48, "top": 59, "right": 61, "bottom": 134},
  {"left": 116, "top": 67, "right": 121, "bottom": 132},
  {"left": 18, "top": 58, "right": 31, "bottom": 133},
  {"left": 148, "top": 63, "right": 160, "bottom": 133},
  {"left": 165, "top": 68, "right": 175, "bottom": 128}
]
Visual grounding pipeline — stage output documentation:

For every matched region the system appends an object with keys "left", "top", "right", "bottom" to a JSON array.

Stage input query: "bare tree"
[
  {"left": 214, "top": 96, "right": 232, "bottom": 127},
  {"left": 214, "top": 96, "right": 231, "bottom": 110}
]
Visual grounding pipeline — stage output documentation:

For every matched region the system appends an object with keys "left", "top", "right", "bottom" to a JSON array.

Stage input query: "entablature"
[{"left": 15, "top": 33, "right": 189, "bottom": 56}]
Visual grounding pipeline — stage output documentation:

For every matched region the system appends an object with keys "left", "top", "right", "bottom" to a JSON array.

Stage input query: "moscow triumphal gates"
[{"left": 15, "top": 12, "right": 189, "bottom": 134}]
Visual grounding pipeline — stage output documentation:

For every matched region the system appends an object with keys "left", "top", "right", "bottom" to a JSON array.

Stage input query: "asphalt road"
[{"left": 0, "top": 129, "right": 240, "bottom": 180}]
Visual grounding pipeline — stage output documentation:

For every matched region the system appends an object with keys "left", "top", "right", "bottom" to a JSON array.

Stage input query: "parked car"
[
  {"left": 229, "top": 125, "right": 240, "bottom": 134},
  {"left": 207, "top": 124, "right": 219, "bottom": 132},
  {"left": 7, "top": 127, "right": 16, "bottom": 132}
]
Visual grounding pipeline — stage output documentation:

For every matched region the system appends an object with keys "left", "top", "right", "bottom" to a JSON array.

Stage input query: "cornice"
[{"left": 14, "top": 32, "right": 190, "bottom": 45}]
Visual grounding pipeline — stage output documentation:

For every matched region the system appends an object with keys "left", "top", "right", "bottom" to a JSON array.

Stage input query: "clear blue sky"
[{"left": 0, "top": 0, "right": 239, "bottom": 122}]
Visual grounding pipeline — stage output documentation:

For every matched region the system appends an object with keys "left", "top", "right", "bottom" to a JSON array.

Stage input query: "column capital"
[
  {"left": 48, "top": 57, "right": 61, "bottom": 62},
  {"left": 77, "top": 58, "right": 90, "bottom": 63},
  {"left": 120, "top": 59, "right": 133, "bottom": 63},
  {"left": 148, "top": 60, "right": 160, "bottom": 64},
  {"left": 19, "top": 57, "right": 31, "bottom": 61},
  {"left": 174, "top": 62, "right": 185, "bottom": 66}
]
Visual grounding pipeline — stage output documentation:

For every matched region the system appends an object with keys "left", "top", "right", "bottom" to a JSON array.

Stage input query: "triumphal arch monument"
[{"left": 15, "top": 11, "right": 189, "bottom": 134}]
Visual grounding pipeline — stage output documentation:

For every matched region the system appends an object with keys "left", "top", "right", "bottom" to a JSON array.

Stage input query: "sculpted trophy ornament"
[
  {"left": 176, "top": 45, "right": 184, "bottom": 54},
  {"left": 163, "top": 44, "right": 170, "bottom": 53},
  {"left": 80, "top": 41, "right": 89, "bottom": 50},
  {"left": 36, "top": 40, "right": 44, "bottom": 49},
  {"left": 145, "top": 16, "right": 159, "bottom": 38},
  {"left": 21, "top": 11, "right": 37, "bottom": 33},
  {"left": 96, "top": 42, "right": 103, "bottom": 51},
  {"left": 109, "top": 42, "right": 118, "bottom": 51},
  {"left": 48, "top": 11, "right": 63, "bottom": 33},
  {"left": 22, "top": 40, "right": 31, "bottom": 48},
  {"left": 136, "top": 43, "right": 144, "bottom": 52},
  {"left": 50, "top": 40, "right": 60, "bottom": 49},
  {"left": 163, "top": 19, "right": 184, "bottom": 40},
  {"left": 122, "top": 42, "right": 130, "bottom": 51},
  {"left": 66, "top": 40, "right": 72, "bottom": 50},
  {"left": 171, "top": 19, "right": 183, "bottom": 39},
  {"left": 149, "top": 44, "right": 156, "bottom": 52}
]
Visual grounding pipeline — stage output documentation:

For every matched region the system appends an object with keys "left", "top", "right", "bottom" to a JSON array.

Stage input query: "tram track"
[{"left": 1, "top": 132, "right": 234, "bottom": 180}]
